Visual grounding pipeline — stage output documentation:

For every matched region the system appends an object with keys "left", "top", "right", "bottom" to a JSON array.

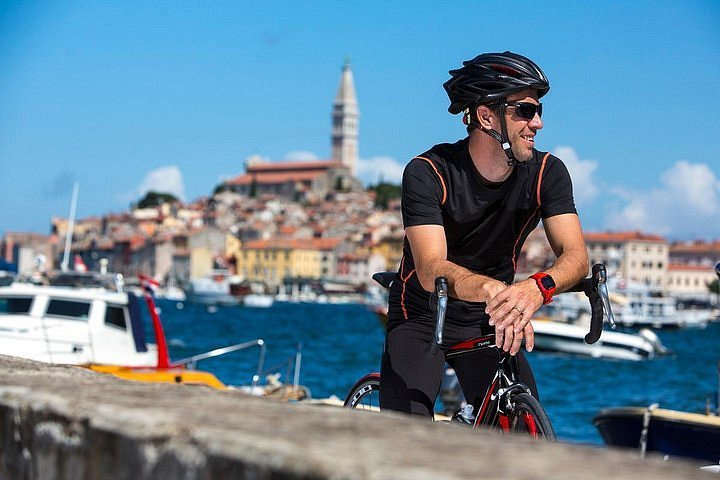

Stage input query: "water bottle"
[{"left": 452, "top": 404, "right": 475, "bottom": 425}]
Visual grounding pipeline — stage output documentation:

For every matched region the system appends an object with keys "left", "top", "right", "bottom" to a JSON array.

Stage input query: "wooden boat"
[{"left": 593, "top": 404, "right": 720, "bottom": 464}]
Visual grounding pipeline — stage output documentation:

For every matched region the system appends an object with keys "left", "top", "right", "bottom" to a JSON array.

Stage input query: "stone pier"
[{"left": 0, "top": 355, "right": 706, "bottom": 479}]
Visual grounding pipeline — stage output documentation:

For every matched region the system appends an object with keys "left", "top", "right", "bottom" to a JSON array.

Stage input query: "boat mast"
[{"left": 60, "top": 182, "right": 79, "bottom": 272}]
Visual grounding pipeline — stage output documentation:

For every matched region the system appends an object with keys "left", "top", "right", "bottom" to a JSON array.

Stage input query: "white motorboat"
[
  {"left": 0, "top": 271, "right": 159, "bottom": 367},
  {"left": 242, "top": 294, "right": 274, "bottom": 308},
  {"left": 531, "top": 319, "right": 666, "bottom": 361},
  {"left": 0, "top": 270, "right": 282, "bottom": 392},
  {"left": 185, "top": 269, "right": 245, "bottom": 306},
  {"left": 530, "top": 301, "right": 667, "bottom": 361}
]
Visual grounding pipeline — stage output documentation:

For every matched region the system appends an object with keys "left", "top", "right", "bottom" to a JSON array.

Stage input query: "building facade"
[{"left": 584, "top": 231, "right": 668, "bottom": 287}]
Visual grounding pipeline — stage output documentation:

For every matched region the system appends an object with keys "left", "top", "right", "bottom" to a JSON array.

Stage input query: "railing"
[{"left": 172, "top": 338, "right": 267, "bottom": 389}]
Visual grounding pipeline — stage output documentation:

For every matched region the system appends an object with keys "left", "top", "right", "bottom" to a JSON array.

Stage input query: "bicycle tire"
[
  {"left": 506, "top": 393, "right": 556, "bottom": 440},
  {"left": 343, "top": 373, "right": 381, "bottom": 411}
]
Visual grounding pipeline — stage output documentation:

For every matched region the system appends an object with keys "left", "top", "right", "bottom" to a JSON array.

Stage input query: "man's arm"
[
  {"left": 486, "top": 213, "right": 589, "bottom": 354},
  {"left": 405, "top": 225, "right": 506, "bottom": 302}
]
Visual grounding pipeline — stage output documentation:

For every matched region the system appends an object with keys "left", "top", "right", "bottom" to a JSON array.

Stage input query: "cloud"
[
  {"left": 121, "top": 166, "right": 186, "bottom": 204},
  {"left": 552, "top": 146, "right": 599, "bottom": 206},
  {"left": 604, "top": 161, "right": 720, "bottom": 238},
  {"left": 356, "top": 156, "right": 405, "bottom": 186}
]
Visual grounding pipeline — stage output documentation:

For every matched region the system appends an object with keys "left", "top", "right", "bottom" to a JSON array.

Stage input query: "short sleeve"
[
  {"left": 540, "top": 156, "right": 577, "bottom": 219},
  {"left": 401, "top": 157, "right": 445, "bottom": 227}
]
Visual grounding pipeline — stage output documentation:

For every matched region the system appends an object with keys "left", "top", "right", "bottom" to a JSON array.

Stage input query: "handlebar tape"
[
  {"left": 584, "top": 290, "right": 603, "bottom": 344},
  {"left": 564, "top": 276, "right": 604, "bottom": 345}
]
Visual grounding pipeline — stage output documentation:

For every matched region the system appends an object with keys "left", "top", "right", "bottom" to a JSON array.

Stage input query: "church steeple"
[{"left": 332, "top": 58, "right": 359, "bottom": 176}]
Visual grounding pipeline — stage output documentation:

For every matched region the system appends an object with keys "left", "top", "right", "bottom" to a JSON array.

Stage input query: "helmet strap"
[{"left": 480, "top": 102, "right": 518, "bottom": 166}]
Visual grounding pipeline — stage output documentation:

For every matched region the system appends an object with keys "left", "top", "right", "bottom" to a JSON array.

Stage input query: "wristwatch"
[{"left": 530, "top": 272, "right": 556, "bottom": 304}]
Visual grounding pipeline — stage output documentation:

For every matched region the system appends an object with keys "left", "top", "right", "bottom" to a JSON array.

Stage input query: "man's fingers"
[
  {"left": 490, "top": 304, "right": 524, "bottom": 327},
  {"left": 524, "top": 323, "right": 535, "bottom": 352},
  {"left": 503, "top": 327, "right": 515, "bottom": 352},
  {"left": 510, "top": 331, "right": 524, "bottom": 355},
  {"left": 513, "top": 310, "right": 531, "bottom": 333}
]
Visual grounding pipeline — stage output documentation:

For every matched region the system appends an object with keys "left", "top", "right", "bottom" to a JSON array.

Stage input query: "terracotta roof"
[
  {"left": 670, "top": 241, "right": 720, "bottom": 254},
  {"left": 584, "top": 231, "right": 666, "bottom": 243},
  {"left": 247, "top": 160, "right": 341, "bottom": 173},
  {"left": 667, "top": 263, "right": 716, "bottom": 272},
  {"left": 226, "top": 170, "right": 327, "bottom": 186}
]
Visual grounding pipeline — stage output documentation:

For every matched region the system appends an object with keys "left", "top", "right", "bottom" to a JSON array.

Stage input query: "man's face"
[{"left": 505, "top": 89, "right": 543, "bottom": 162}]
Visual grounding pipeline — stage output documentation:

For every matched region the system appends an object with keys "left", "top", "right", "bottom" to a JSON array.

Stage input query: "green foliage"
[
  {"left": 709, "top": 279, "right": 719, "bottom": 295},
  {"left": 213, "top": 183, "right": 230, "bottom": 195},
  {"left": 135, "top": 191, "right": 179, "bottom": 209},
  {"left": 368, "top": 182, "right": 401, "bottom": 209}
]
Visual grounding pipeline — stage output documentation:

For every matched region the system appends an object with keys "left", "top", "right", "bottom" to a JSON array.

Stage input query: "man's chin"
[{"left": 512, "top": 153, "right": 533, "bottom": 163}]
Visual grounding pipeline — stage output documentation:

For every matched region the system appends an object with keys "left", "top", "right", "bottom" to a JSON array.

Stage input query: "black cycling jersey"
[{"left": 388, "top": 137, "right": 576, "bottom": 328}]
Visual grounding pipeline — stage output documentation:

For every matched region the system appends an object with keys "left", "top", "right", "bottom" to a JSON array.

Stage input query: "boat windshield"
[{"left": 0, "top": 296, "right": 33, "bottom": 315}]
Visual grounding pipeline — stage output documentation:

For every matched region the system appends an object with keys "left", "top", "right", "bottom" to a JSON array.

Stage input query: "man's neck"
[{"left": 467, "top": 131, "right": 514, "bottom": 183}]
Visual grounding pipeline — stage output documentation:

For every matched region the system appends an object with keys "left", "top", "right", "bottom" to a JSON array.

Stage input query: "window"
[
  {"left": 46, "top": 299, "right": 90, "bottom": 320},
  {"left": 104, "top": 305, "right": 127, "bottom": 330},
  {"left": 0, "top": 296, "right": 32, "bottom": 314}
]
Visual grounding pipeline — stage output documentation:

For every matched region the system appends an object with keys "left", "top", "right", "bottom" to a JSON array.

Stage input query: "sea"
[{"left": 153, "top": 299, "right": 720, "bottom": 447}]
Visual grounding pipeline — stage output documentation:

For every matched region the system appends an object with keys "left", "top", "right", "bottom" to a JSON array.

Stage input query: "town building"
[
  {"left": 235, "top": 237, "right": 346, "bottom": 287},
  {"left": 669, "top": 240, "right": 720, "bottom": 267},
  {"left": 224, "top": 60, "right": 362, "bottom": 201},
  {"left": 0, "top": 232, "right": 57, "bottom": 274},
  {"left": 666, "top": 263, "right": 717, "bottom": 298},
  {"left": 584, "top": 231, "right": 668, "bottom": 287}
]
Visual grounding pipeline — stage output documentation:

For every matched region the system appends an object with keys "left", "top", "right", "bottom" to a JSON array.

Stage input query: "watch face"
[{"left": 540, "top": 276, "right": 555, "bottom": 289}]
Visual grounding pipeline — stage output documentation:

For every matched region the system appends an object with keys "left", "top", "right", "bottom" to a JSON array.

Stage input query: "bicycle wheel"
[
  {"left": 343, "top": 373, "right": 381, "bottom": 411},
  {"left": 506, "top": 393, "right": 556, "bottom": 440}
]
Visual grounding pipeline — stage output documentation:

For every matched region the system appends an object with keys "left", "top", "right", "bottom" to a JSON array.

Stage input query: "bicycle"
[{"left": 344, "top": 263, "right": 616, "bottom": 440}]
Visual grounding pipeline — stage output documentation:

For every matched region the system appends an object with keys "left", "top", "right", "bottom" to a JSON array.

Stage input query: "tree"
[
  {"left": 709, "top": 279, "right": 719, "bottom": 295},
  {"left": 135, "top": 191, "right": 179, "bottom": 209},
  {"left": 213, "top": 183, "right": 230, "bottom": 195},
  {"left": 368, "top": 182, "right": 401, "bottom": 209}
]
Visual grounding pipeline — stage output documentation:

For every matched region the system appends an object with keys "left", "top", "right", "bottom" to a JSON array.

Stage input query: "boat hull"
[
  {"left": 532, "top": 321, "right": 661, "bottom": 361},
  {"left": 593, "top": 407, "right": 720, "bottom": 464}
]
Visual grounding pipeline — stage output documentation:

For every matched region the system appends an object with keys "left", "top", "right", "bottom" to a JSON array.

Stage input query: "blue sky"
[{"left": 1, "top": 1, "right": 719, "bottom": 240}]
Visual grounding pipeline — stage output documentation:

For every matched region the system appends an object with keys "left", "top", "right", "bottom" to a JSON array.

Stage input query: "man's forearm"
[{"left": 416, "top": 259, "right": 503, "bottom": 303}]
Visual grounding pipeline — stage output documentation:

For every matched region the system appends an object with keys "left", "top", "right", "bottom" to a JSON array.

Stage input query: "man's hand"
[{"left": 486, "top": 279, "right": 544, "bottom": 354}]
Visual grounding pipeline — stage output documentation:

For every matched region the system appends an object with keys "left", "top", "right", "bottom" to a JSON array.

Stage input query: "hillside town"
[{"left": 1, "top": 61, "right": 718, "bottom": 303}]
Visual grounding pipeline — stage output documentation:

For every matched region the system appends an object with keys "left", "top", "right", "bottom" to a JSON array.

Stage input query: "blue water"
[{"left": 153, "top": 300, "right": 719, "bottom": 446}]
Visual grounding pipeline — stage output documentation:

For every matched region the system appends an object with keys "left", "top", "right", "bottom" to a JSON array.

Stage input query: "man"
[{"left": 380, "top": 52, "right": 589, "bottom": 416}]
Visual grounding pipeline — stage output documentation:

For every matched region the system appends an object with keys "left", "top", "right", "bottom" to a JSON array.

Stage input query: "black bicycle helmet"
[{"left": 444, "top": 51, "right": 549, "bottom": 114}]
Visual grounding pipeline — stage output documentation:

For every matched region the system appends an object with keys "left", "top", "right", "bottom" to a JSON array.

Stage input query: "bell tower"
[{"left": 331, "top": 59, "right": 359, "bottom": 176}]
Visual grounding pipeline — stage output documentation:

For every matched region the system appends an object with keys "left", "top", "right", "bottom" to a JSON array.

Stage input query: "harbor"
[
  {"left": 2, "top": 3, "right": 719, "bottom": 476},
  {"left": 154, "top": 299, "right": 720, "bottom": 447}
]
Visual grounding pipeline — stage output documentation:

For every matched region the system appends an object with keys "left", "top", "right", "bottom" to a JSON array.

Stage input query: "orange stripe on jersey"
[
  {"left": 511, "top": 153, "right": 550, "bottom": 272},
  {"left": 535, "top": 152, "right": 550, "bottom": 206},
  {"left": 400, "top": 259, "right": 416, "bottom": 321},
  {"left": 414, "top": 156, "right": 447, "bottom": 205}
]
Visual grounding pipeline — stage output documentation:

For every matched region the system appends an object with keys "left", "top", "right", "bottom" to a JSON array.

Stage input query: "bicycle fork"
[{"left": 472, "top": 354, "right": 533, "bottom": 433}]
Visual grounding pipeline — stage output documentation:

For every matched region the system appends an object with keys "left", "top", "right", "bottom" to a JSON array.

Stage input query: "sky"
[{"left": 1, "top": 1, "right": 719, "bottom": 241}]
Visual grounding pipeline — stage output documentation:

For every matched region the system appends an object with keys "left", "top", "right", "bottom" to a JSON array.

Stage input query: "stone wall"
[{"left": 0, "top": 355, "right": 703, "bottom": 479}]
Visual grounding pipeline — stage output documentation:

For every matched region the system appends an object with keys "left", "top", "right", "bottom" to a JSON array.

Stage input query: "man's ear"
[{"left": 475, "top": 105, "right": 495, "bottom": 130}]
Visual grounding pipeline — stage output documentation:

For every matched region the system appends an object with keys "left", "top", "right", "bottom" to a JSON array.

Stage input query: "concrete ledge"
[{"left": 0, "top": 355, "right": 705, "bottom": 479}]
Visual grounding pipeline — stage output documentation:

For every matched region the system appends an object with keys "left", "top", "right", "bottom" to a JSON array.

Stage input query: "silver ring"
[{"left": 512, "top": 307, "right": 523, "bottom": 315}]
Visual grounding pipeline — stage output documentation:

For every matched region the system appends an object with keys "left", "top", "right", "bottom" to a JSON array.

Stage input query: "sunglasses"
[{"left": 504, "top": 101, "right": 543, "bottom": 120}]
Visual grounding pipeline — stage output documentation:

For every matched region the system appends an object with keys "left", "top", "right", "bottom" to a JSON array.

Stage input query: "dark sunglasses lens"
[{"left": 515, "top": 103, "right": 541, "bottom": 119}]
